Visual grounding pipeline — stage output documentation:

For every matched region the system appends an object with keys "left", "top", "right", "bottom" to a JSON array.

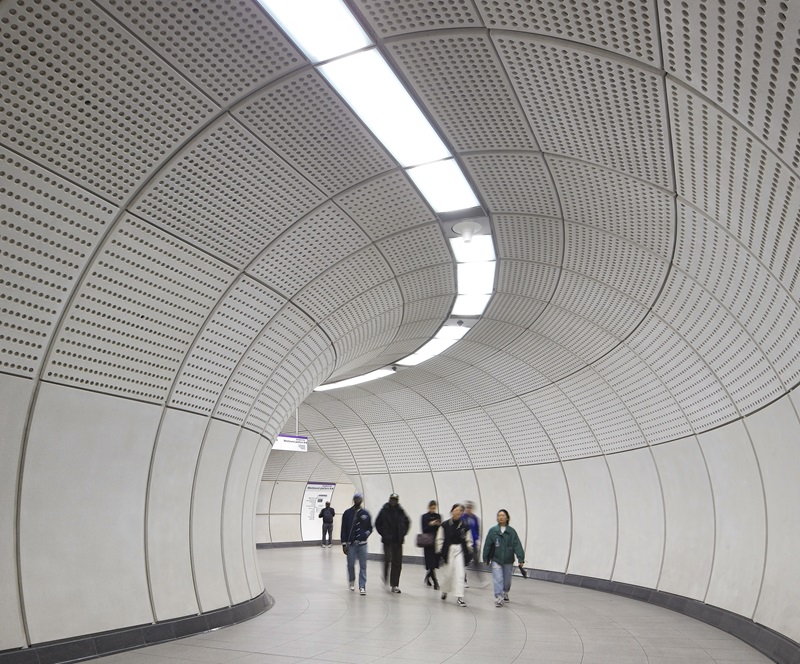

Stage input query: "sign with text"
[
  {"left": 273, "top": 433, "right": 308, "bottom": 452},
  {"left": 302, "top": 482, "right": 336, "bottom": 541}
]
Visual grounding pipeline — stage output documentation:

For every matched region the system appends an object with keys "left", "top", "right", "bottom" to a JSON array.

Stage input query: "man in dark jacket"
[
  {"left": 318, "top": 501, "right": 335, "bottom": 547},
  {"left": 341, "top": 492, "right": 372, "bottom": 595},
  {"left": 375, "top": 492, "right": 410, "bottom": 593}
]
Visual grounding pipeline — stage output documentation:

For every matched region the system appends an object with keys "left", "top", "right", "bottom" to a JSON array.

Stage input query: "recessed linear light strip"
[
  {"left": 258, "top": 0, "right": 492, "bottom": 389},
  {"left": 258, "top": 0, "right": 478, "bottom": 212}
]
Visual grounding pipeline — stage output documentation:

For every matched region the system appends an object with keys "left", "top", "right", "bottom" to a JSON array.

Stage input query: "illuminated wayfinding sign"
[{"left": 273, "top": 433, "right": 308, "bottom": 452}]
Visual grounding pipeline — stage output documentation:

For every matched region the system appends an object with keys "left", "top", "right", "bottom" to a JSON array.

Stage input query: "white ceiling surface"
[{"left": 1, "top": 0, "right": 799, "bottom": 475}]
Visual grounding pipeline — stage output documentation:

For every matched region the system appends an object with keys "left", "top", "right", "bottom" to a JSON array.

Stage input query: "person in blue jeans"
[
  {"left": 341, "top": 492, "right": 373, "bottom": 595},
  {"left": 482, "top": 509, "right": 525, "bottom": 607}
]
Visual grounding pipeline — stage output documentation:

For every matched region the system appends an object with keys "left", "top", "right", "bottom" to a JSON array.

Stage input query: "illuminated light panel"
[
  {"left": 257, "top": 0, "right": 372, "bottom": 62},
  {"left": 450, "top": 234, "right": 496, "bottom": 262},
  {"left": 397, "top": 338, "right": 458, "bottom": 366},
  {"left": 315, "top": 368, "right": 394, "bottom": 391},
  {"left": 435, "top": 325, "right": 470, "bottom": 341},
  {"left": 320, "top": 50, "right": 450, "bottom": 167},
  {"left": 457, "top": 261, "right": 495, "bottom": 295},
  {"left": 407, "top": 159, "right": 480, "bottom": 212},
  {"left": 452, "top": 293, "right": 492, "bottom": 316}
]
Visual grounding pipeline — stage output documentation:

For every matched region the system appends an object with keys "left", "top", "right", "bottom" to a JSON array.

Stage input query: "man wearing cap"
[
  {"left": 375, "top": 492, "right": 410, "bottom": 594},
  {"left": 341, "top": 492, "right": 373, "bottom": 595}
]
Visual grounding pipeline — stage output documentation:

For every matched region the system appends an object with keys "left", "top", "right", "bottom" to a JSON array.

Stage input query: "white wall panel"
[
  {"left": 518, "top": 464, "right": 570, "bottom": 572},
  {"left": 243, "top": 438, "right": 271, "bottom": 594},
  {"left": 147, "top": 408, "right": 206, "bottom": 621},
  {"left": 389, "top": 472, "right": 436, "bottom": 547},
  {"left": 700, "top": 422, "right": 766, "bottom": 617},
  {"left": 223, "top": 429, "right": 259, "bottom": 604},
  {"left": 255, "top": 515, "right": 271, "bottom": 544},
  {"left": 562, "top": 456, "right": 617, "bottom": 579},
  {"left": 20, "top": 384, "right": 158, "bottom": 642},
  {"left": 606, "top": 448, "right": 664, "bottom": 588},
  {"left": 359, "top": 473, "right": 393, "bottom": 514},
  {"left": 652, "top": 436, "right": 714, "bottom": 599},
  {"left": 192, "top": 419, "right": 237, "bottom": 612},
  {"left": 474, "top": 467, "right": 526, "bottom": 559},
  {"left": 256, "top": 481, "right": 275, "bottom": 516},
  {"left": 270, "top": 514, "right": 301, "bottom": 542},
  {"left": 0, "top": 375, "right": 33, "bottom": 650},
  {"left": 269, "top": 480, "right": 307, "bottom": 515},
  {"left": 746, "top": 395, "right": 800, "bottom": 640},
  {"left": 431, "top": 470, "right": 480, "bottom": 526}
]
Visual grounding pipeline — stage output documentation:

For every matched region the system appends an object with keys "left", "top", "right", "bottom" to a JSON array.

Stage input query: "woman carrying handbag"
[{"left": 419, "top": 500, "right": 441, "bottom": 589}]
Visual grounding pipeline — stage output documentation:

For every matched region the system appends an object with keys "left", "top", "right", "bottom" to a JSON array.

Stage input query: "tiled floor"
[{"left": 100, "top": 548, "right": 772, "bottom": 663}]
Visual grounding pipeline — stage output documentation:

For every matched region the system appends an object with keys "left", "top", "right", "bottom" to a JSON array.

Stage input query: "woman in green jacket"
[{"left": 482, "top": 509, "right": 525, "bottom": 607}]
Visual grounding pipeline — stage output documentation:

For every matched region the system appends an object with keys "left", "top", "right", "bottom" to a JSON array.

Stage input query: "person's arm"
[
  {"left": 363, "top": 511, "right": 373, "bottom": 538},
  {"left": 374, "top": 509, "right": 384, "bottom": 537},
  {"left": 340, "top": 511, "right": 348, "bottom": 542},
  {"left": 514, "top": 530, "right": 525, "bottom": 565},
  {"left": 482, "top": 526, "right": 494, "bottom": 562},
  {"left": 401, "top": 510, "right": 410, "bottom": 537},
  {"left": 434, "top": 524, "right": 444, "bottom": 554}
]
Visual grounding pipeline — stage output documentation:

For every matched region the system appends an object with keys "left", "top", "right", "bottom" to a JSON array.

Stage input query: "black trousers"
[{"left": 383, "top": 542, "right": 403, "bottom": 586}]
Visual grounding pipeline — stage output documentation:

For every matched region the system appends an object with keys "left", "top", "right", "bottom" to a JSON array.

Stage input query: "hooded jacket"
[{"left": 375, "top": 502, "right": 410, "bottom": 544}]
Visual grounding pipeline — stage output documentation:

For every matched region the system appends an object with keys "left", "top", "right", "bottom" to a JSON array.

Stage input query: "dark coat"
[
  {"left": 437, "top": 518, "right": 471, "bottom": 565},
  {"left": 375, "top": 503, "right": 410, "bottom": 544},
  {"left": 421, "top": 511, "right": 441, "bottom": 570},
  {"left": 341, "top": 507, "right": 372, "bottom": 543},
  {"left": 318, "top": 507, "right": 335, "bottom": 523}
]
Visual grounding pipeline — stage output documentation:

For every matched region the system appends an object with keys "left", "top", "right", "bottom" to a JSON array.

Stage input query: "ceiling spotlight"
[{"left": 452, "top": 220, "right": 483, "bottom": 243}]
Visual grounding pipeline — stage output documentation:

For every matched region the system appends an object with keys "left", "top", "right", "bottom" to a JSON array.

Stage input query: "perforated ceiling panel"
[
  {"left": 377, "top": 224, "right": 451, "bottom": 275},
  {"left": 462, "top": 153, "right": 560, "bottom": 216},
  {"left": 495, "top": 262, "right": 560, "bottom": 303},
  {"left": 549, "top": 156, "right": 674, "bottom": 258},
  {"left": 483, "top": 397, "right": 558, "bottom": 465},
  {"left": 445, "top": 408, "right": 515, "bottom": 468},
  {"left": 367, "top": 421, "right": 429, "bottom": 473},
  {"left": 660, "top": 0, "right": 800, "bottom": 170},
  {"left": 493, "top": 215, "right": 562, "bottom": 264},
  {"left": 387, "top": 32, "right": 537, "bottom": 152},
  {"left": 353, "top": 0, "right": 483, "bottom": 36},
  {"left": 334, "top": 171, "right": 436, "bottom": 241},
  {"left": 530, "top": 306, "right": 618, "bottom": 364},
  {"left": 248, "top": 203, "right": 370, "bottom": 298},
  {"left": 477, "top": 0, "right": 661, "bottom": 66},
  {"left": 406, "top": 416, "right": 472, "bottom": 471},
  {"left": 558, "top": 368, "right": 646, "bottom": 454},
  {"left": 97, "top": 0, "right": 304, "bottom": 104},
  {"left": 443, "top": 365, "right": 515, "bottom": 405},
  {"left": 522, "top": 384, "right": 602, "bottom": 460},
  {"left": 235, "top": 69, "right": 395, "bottom": 195},
  {"left": 376, "top": 388, "right": 440, "bottom": 420},
  {"left": 132, "top": 119, "right": 325, "bottom": 267},
  {"left": 304, "top": 430, "right": 357, "bottom": 476},
  {"left": 338, "top": 426, "right": 387, "bottom": 474},
  {"left": 397, "top": 264, "right": 456, "bottom": 302},
  {"left": 170, "top": 277, "right": 286, "bottom": 414},
  {"left": 495, "top": 35, "right": 671, "bottom": 188},
  {"left": 0, "top": 0, "right": 217, "bottom": 203},
  {"left": 484, "top": 293, "right": 549, "bottom": 328},
  {"left": 45, "top": 216, "right": 236, "bottom": 402},
  {"left": 0, "top": 150, "right": 117, "bottom": 378}
]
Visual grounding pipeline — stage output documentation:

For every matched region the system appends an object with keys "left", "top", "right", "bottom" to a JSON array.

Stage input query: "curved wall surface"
[{"left": 0, "top": 0, "right": 799, "bottom": 656}]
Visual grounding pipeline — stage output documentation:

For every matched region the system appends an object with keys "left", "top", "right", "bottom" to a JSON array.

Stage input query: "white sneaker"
[
  {"left": 495, "top": 598, "right": 504, "bottom": 607},
  {"left": 457, "top": 597, "right": 467, "bottom": 607},
  {"left": 349, "top": 582, "right": 355, "bottom": 591},
  {"left": 360, "top": 587, "right": 366, "bottom": 595},
  {"left": 503, "top": 593, "right": 510, "bottom": 602}
]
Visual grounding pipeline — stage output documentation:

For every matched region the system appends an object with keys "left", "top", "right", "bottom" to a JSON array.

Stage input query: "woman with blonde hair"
[{"left": 435, "top": 503, "right": 472, "bottom": 607}]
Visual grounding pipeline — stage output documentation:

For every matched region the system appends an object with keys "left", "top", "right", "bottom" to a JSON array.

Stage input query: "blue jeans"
[
  {"left": 347, "top": 541, "right": 368, "bottom": 588},
  {"left": 492, "top": 562, "right": 513, "bottom": 598},
  {"left": 322, "top": 522, "right": 333, "bottom": 545}
]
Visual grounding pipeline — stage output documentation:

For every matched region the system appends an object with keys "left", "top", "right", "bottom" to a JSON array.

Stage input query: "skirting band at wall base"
[{"left": 0, "top": 592, "right": 273, "bottom": 664}]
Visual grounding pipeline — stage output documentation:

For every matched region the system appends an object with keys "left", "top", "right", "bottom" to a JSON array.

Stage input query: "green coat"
[{"left": 482, "top": 524, "right": 524, "bottom": 565}]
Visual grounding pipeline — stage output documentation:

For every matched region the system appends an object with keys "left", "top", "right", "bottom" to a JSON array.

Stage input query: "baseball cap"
[{"left": 389, "top": 492, "right": 399, "bottom": 499}]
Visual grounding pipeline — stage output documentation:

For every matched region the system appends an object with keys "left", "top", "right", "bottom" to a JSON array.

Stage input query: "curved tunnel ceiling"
[{"left": 2, "top": 0, "right": 799, "bottom": 466}]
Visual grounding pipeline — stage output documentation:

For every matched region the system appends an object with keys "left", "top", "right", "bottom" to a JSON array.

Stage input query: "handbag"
[{"left": 416, "top": 532, "right": 434, "bottom": 547}]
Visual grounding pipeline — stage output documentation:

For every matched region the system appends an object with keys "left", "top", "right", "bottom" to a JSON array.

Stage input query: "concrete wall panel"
[
  {"left": 20, "top": 384, "right": 158, "bottom": 642},
  {"left": 518, "top": 463, "right": 571, "bottom": 572},
  {"left": 0, "top": 375, "right": 34, "bottom": 650}
]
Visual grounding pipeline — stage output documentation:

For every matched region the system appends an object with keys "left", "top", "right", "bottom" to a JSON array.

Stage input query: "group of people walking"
[{"left": 329, "top": 491, "right": 525, "bottom": 607}]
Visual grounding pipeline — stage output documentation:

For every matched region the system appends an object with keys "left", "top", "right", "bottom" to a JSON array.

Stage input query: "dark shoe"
[
  {"left": 425, "top": 573, "right": 432, "bottom": 587},
  {"left": 433, "top": 581, "right": 440, "bottom": 590},
  {"left": 391, "top": 586, "right": 401, "bottom": 594},
  {"left": 441, "top": 592, "right": 447, "bottom": 600},
  {"left": 457, "top": 597, "right": 467, "bottom": 607},
  {"left": 503, "top": 593, "right": 510, "bottom": 602}
]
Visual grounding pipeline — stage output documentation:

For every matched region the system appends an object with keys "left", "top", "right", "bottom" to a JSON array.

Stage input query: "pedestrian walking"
[
  {"left": 375, "top": 492, "right": 410, "bottom": 593},
  {"left": 420, "top": 500, "right": 441, "bottom": 589},
  {"left": 341, "top": 492, "right": 372, "bottom": 595},
  {"left": 435, "top": 503, "right": 472, "bottom": 607},
  {"left": 482, "top": 509, "right": 525, "bottom": 607}
]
